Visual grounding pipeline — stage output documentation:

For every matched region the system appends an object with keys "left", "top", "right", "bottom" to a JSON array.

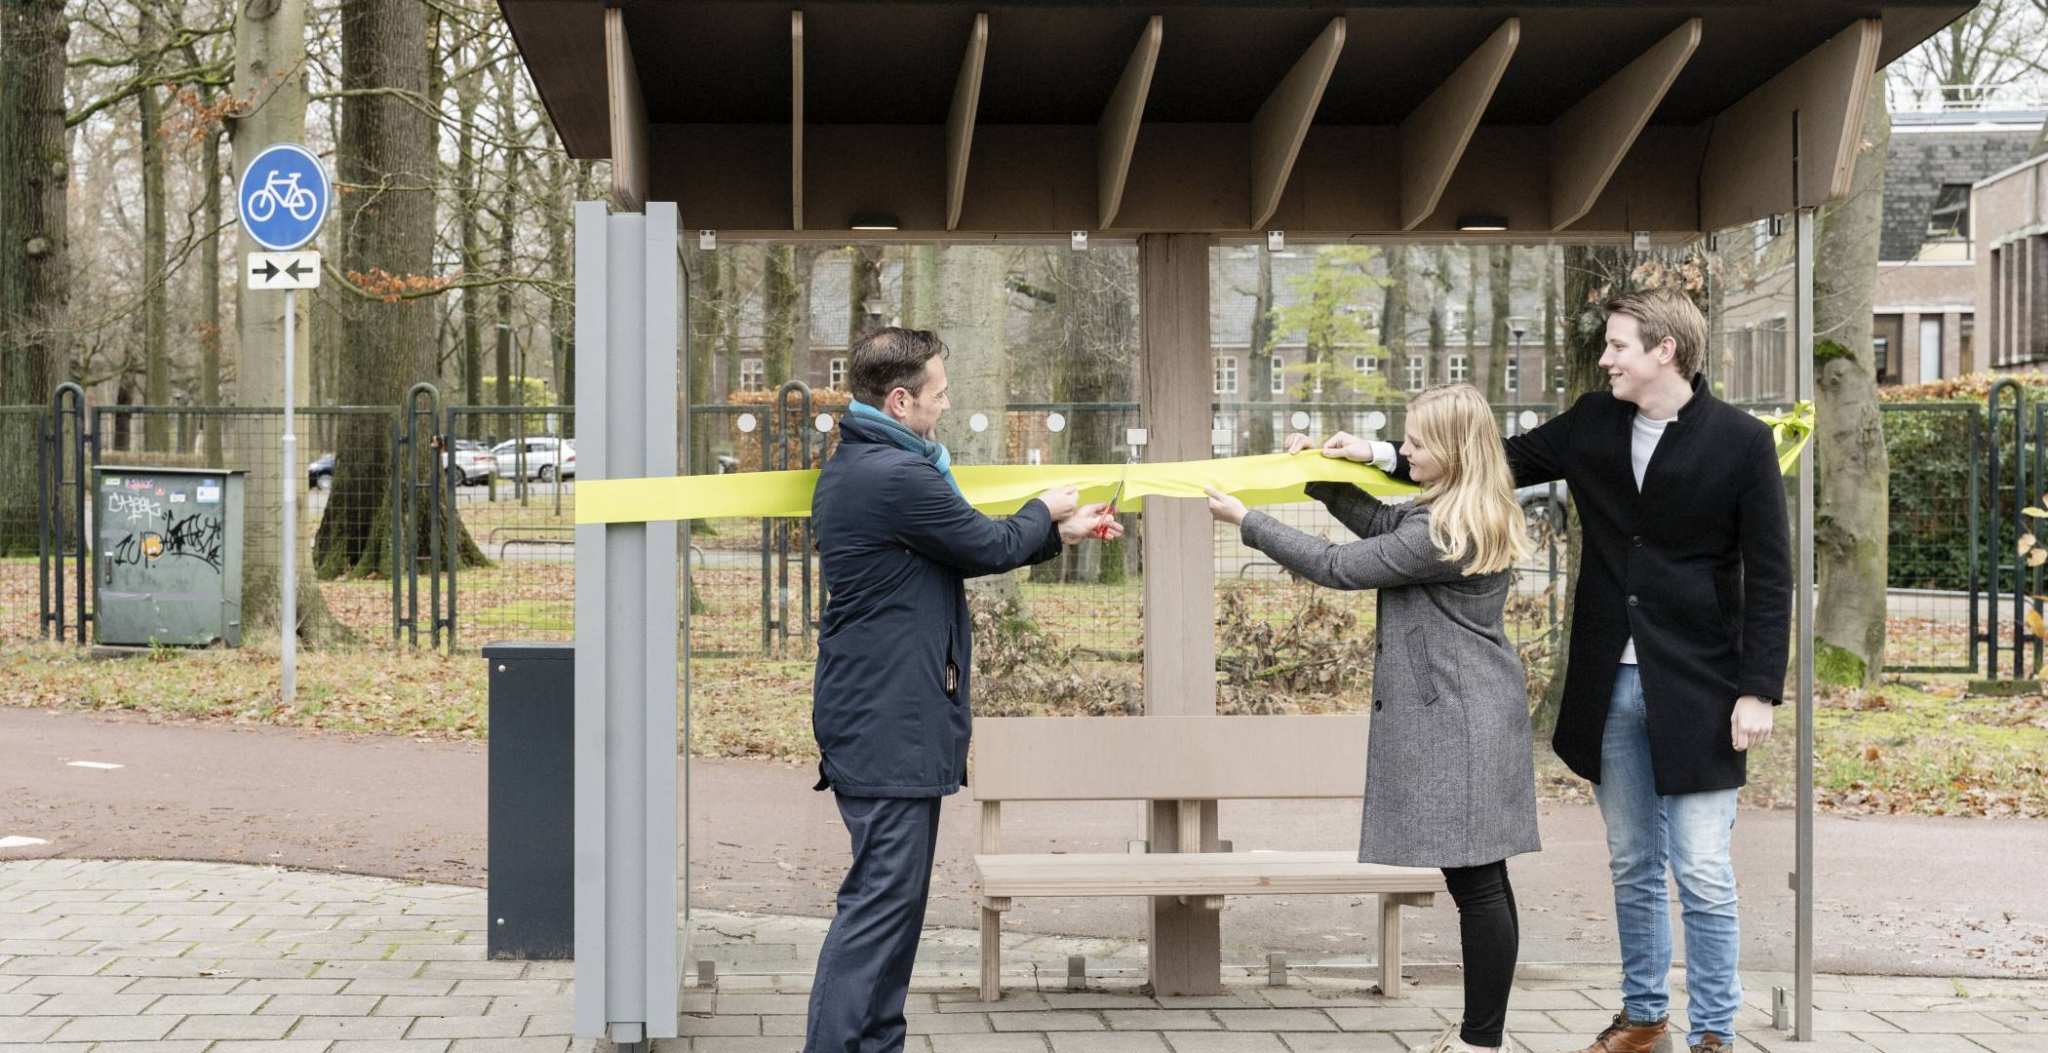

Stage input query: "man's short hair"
[
  {"left": 850, "top": 327, "right": 948, "bottom": 406},
  {"left": 1603, "top": 288, "right": 1707, "bottom": 377}
]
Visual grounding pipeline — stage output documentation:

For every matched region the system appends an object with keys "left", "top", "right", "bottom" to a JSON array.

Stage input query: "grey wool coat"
[{"left": 1239, "top": 482, "right": 1542, "bottom": 870}]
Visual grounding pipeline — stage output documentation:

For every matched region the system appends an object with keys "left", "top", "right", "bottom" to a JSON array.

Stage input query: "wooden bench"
[{"left": 970, "top": 714, "right": 1446, "bottom": 1001}]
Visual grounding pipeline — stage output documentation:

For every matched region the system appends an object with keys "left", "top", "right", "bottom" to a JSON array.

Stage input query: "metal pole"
[
  {"left": 1793, "top": 204, "right": 1816, "bottom": 1041},
  {"left": 282, "top": 287, "right": 298, "bottom": 707}
]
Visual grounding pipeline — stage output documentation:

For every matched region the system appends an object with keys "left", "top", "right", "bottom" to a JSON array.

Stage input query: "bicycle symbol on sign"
[{"left": 245, "top": 171, "right": 319, "bottom": 224}]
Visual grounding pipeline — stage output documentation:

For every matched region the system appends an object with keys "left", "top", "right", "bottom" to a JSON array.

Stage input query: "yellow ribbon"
[
  {"left": 1759, "top": 401, "right": 1816, "bottom": 475},
  {"left": 576, "top": 401, "right": 1820, "bottom": 526},
  {"left": 576, "top": 452, "right": 1420, "bottom": 525}
]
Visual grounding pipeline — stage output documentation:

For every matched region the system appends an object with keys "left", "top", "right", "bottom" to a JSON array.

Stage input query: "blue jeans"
[{"left": 1594, "top": 665, "right": 1742, "bottom": 1046}]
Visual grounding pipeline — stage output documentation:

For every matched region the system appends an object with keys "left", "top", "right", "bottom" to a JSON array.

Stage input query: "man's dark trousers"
[{"left": 802, "top": 794, "right": 943, "bottom": 1053}]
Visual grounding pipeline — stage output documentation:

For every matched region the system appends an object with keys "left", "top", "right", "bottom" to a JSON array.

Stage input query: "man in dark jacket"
[
  {"left": 803, "top": 327, "right": 1119, "bottom": 1053},
  {"left": 1327, "top": 290, "right": 1788, "bottom": 1053}
]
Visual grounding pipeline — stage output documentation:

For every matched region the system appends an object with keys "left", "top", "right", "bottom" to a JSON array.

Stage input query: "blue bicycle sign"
[{"left": 238, "top": 143, "right": 329, "bottom": 251}]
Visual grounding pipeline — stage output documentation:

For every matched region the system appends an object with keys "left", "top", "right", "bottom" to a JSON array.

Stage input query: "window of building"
[
  {"left": 740, "top": 357, "right": 765, "bottom": 392},
  {"left": 1873, "top": 335, "right": 1890, "bottom": 379},
  {"left": 1447, "top": 353, "right": 1470, "bottom": 384},
  {"left": 828, "top": 357, "right": 847, "bottom": 390},
  {"left": 1271, "top": 355, "right": 1286, "bottom": 395},
  {"left": 1927, "top": 184, "right": 1970, "bottom": 240},
  {"left": 1406, "top": 355, "right": 1426, "bottom": 392},
  {"left": 1214, "top": 355, "right": 1239, "bottom": 395},
  {"left": 1919, "top": 317, "right": 1943, "bottom": 382},
  {"left": 1353, "top": 353, "right": 1378, "bottom": 375},
  {"left": 1505, "top": 357, "right": 1519, "bottom": 394}
]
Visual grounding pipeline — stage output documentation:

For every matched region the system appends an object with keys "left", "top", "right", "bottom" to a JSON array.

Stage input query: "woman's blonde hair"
[{"left": 1405, "top": 383, "right": 1528, "bottom": 576}]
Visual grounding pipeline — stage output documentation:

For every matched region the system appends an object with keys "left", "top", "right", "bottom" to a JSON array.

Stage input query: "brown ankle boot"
[
  {"left": 1575, "top": 1012, "right": 1669, "bottom": 1053},
  {"left": 1690, "top": 1035, "right": 1730, "bottom": 1052}
]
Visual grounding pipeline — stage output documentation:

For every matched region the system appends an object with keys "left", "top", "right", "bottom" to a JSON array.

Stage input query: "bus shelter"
[{"left": 497, "top": 1, "right": 1975, "bottom": 1043}]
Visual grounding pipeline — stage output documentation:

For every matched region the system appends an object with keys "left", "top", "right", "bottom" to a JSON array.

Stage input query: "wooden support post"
[
  {"left": 1378, "top": 894, "right": 1404, "bottom": 998},
  {"left": 1139, "top": 232, "right": 1222, "bottom": 996},
  {"left": 979, "top": 897, "right": 1007, "bottom": 1002}
]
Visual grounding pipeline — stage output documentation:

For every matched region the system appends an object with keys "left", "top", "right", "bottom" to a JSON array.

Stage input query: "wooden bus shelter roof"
[{"left": 500, "top": 1, "right": 1972, "bottom": 238}]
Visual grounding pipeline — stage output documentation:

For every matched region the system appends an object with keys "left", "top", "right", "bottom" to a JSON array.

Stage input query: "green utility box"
[{"left": 94, "top": 466, "right": 247, "bottom": 647}]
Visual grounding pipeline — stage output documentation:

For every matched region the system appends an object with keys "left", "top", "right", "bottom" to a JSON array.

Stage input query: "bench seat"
[{"left": 975, "top": 850, "right": 1446, "bottom": 899}]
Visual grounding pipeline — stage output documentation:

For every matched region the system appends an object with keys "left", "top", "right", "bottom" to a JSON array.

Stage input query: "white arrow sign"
[{"left": 247, "top": 250, "right": 321, "bottom": 290}]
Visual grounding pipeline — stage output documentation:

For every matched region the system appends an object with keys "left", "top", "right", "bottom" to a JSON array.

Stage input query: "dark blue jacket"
[{"left": 810, "top": 414, "right": 1062, "bottom": 797}]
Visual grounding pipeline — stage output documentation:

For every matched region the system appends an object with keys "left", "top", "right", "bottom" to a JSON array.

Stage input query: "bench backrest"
[{"left": 971, "top": 715, "right": 1369, "bottom": 802}]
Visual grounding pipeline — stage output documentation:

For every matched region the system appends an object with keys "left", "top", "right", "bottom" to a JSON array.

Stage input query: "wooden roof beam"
[
  {"left": 945, "top": 13, "right": 990, "bottom": 231},
  {"left": 1397, "top": 19, "right": 1518, "bottom": 231},
  {"left": 791, "top": 11, "right": 803, "bottom": 231},
  {"left": 1250, "top": 16, "right": 1345, "bottom": 232},
  {"left": 1699, "top": 18, "right": 1882, "bottom": 232},
  {"left": 604, "top": 6, "right": 648, "bottom": 211},
  {"left": 1098, "top": 15, "right": 1162, "bottom": 230},
  {"left": 1549, "top": 18, "right": 1700, "bottom": 231}
]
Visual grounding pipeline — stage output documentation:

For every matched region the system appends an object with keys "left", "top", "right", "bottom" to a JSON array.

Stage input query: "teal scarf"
[{"left": 848, "top": 399, "right": 960, "bottom": 493}]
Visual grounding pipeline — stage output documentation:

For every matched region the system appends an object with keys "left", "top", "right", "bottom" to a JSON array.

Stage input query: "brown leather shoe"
[
  {"left": 1690, "top": 1035, "right": 1730, "bottom": 1052},
  {"left": 1575, "top": 1012, "right": 1670, "bottom": 1053}
]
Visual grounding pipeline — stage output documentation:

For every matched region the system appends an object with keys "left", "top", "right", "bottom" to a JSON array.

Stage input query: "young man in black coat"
[
  {"left": 1328, "top": 290, "right": 1789, "bottom": 1053},
  {"left": 803, "top": 327, "right": 1120, "bottom": 1053}
]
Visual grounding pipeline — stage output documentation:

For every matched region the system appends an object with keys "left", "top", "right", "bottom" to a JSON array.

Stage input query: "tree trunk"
[
  {"left": 687, "top": 241, "right": 721, "bottom": 472},
  {"left": 492, "top": 59, "right": 523, "bottom": 406},
  {"left": 455, "top": 59, "right": 483, "bottom": 406},
  {"left": 1535, "top": 243, "right": 1701, "bottom": 730},
  {"left": 762, "top": 246, "right": 798, "bottom": 387},
  {"left": 1381, "top": 246, "right": 1408, "bottom": 399},
  {"left": 140, "top": 11, "right": 171, "bottom": 451},
  {"left": 1463, "top": 245, "right": 1480, "bottom": 386},
  {"left": 228, "top": 0, "right": 341, "bottom": 639},
  {"left": 850, "top": 244, "right": 887, "bottom": 342},
  {"left": 1247, "top": 248, "right": 1276, "bottom": 452},
  {"left": 940, "top": 246, "right": 1017, "bottom": 607},
  {"left": 1486, "top": 245, "right": 1511, "bottom": 403},
  {"left": 1541, "top": 247, "right": 1558, "bottom": 398},
  {"left": 312, "top": 0, "right": 451, "bottom": 580},
  {"left": 1813, "top": 74, "right": 1891, "bottom": 688},
  {"left": 0, "top": 0, "right": 68, "bottom": 555},
  {"left": 200, "top": 122, "right": 225, "bottom": 467}
]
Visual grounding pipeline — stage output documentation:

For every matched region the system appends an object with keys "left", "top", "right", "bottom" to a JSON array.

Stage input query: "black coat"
[
  {"left": 810, "top": 414, "right": 1062, "bottom": 798},
  {"left": 1401, "top": 376, "right": 1790, "bottom": 794}
]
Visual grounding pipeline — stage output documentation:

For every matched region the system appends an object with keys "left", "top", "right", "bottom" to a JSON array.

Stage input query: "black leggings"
[{"left": 1442, "top": 860, "right": 1520, "bottom": 1048}]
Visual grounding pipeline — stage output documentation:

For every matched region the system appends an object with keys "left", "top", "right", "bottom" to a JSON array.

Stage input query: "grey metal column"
[
  {"left": 1793, "top": 203, "right": 1817, "bottom": 1041},
  {"left": 573, "top": 201, "right": 680, "bottom": 1043}
]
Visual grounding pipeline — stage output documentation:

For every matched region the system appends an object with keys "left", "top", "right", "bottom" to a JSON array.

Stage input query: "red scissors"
[{"left": 1093, "top": 472, "right": 1127, "bottom": 540}]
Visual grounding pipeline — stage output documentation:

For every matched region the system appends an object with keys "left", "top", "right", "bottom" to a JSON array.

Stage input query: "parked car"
[
  {"left": 444, "top": 440, "right": 496, "bottom": 487},
  {"left": 492, "top": 436, "right": 576, "bottom": 481},
  {"left": 308, "top": 452, "right": 335, "bottom": 490}
]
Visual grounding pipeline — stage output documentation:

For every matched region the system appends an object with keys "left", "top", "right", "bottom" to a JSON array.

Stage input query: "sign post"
[{"left": 239, "top": 144, "right": 329, "bottom": 707}]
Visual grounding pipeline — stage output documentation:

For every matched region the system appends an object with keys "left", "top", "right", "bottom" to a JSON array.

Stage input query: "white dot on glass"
[
  {"left": 969, "top": 413, "right": 989, "bottom": 433},
  {"left": 1519, "top": 410, "right": 1540, "bottom": 429},
  {"left": 815, "top": 413, "right": 834, "bottom": 433},
  {"left": 1290, "top": 411, "right": 1311, "bottom": 430},
  {"left": 1045, "top": 412, "right": 1067, "bottom": 433},
  {"left": 736, "top": 413, "right": 757, "bottom": 433},
  {"left": 1365, "top": 411, "right": 1388, "bottom": 431}
]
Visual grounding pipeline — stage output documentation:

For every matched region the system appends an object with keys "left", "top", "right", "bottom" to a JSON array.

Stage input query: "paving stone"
[
  {"left": 447, "top": 1039, "right": 568, "bottom": 1053},
  {"left": 988, "top": 1012, "right": 1108, "bottom": 1032},
  {"left": 290, "top": 1015, "right": 416, "bottom": 1040},
  {"left": 30, "top": 992, "right": 160, "bottom": 1015},
  {"left": 0, "top": 1015, "right": 64, "bottom": 1042},
  {"left": 330, "top": 1042, "right": 453, "bottom": 1053},
  {"left": 149, "top": 993, "right": 270, "bottom": 1015},
  {"left": 1047, "top": 1033, "right": 1171, "bottom": 1052},
  {"left": 370, "top": 995, "right": 492, "bottom": 1017},
  {"left": 1212, "top": 1008, "right": 1337, "bottom": 1031},
  {"left": 47, "top": 1014, "right": 181, "bottom": 1042},
  {"left": 84, "top": 1041, "right": 215, "bottom": 1053},
  {"left": 206, "top": 1042, "right": 336, "bottom": 1053},
  {"left": 1874, "top": 1011, "right": 2015, "bottom": 1034},
  {"left": 1857, "top": 1035, "right": 1994, "bottom": 1053},
  {"left": 1978, "top": 1039, "right": 2048, "bottom": 1053},
  {"left": 259, "top": 993, "right": 383, "bottom": 1015},
  {"left": 1161, "top": 1032, "right": 1289, "bottom": 1053},
  {"left": 1103, "top": 1011, "right": 1219, "bottom": 1031},
  {"left": 239, "top": 978, "right": 353, "bottom": 996},
  {"left": 166, "top": 1015, "right": 300, "bottom": 1041},
  {"left": 1275, "top": 1034, "right": 1409, "bottom": 1052},
  {"left": 404, "top": 1014, "right": 529, "bottom": 1040},
  {"left": 1326, "top": 1006, "right": 1452, "bottom": 1031},
  {"left": 929, "top": 1036, "right": 1056, "bottom": 1053}
]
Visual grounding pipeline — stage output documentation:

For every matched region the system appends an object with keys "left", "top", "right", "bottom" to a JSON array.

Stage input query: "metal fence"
[{"left": 5, "top": 390, "right": 2006, "bottom": 691}]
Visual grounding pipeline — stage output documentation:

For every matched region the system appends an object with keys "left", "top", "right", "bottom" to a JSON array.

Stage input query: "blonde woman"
[{"left": 1206, "top": 384, "right": 1541, "bottom": 1053}]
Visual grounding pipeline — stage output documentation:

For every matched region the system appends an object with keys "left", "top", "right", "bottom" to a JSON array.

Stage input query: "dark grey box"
[{"left": 483, "top": 642, "right": 573, "bottom": 960}]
